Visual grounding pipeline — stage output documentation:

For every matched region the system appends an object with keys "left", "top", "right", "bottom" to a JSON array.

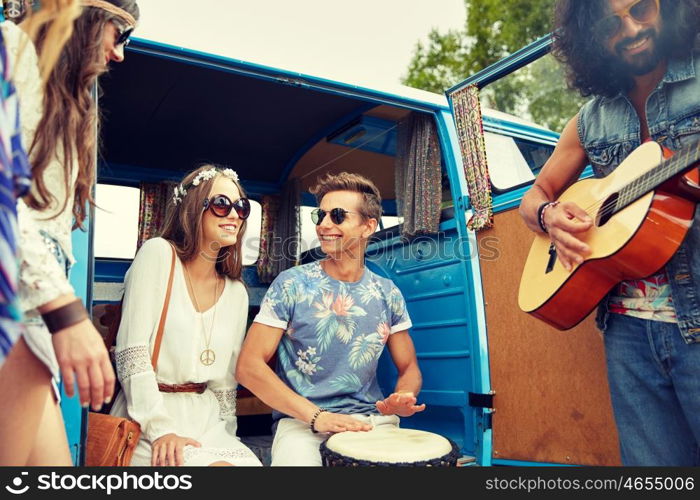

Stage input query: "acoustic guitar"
[{"left": 519, "top": 140, "right": 700, "bottom": 330}]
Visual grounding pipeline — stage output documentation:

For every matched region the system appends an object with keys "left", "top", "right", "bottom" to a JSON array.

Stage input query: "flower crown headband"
[{"left": 172, "top": 168, "right": 240, "bottom": 205}]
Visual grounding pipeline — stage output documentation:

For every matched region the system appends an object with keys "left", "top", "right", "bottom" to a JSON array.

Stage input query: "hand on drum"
[
  {"left": 376, "top": 391, "right": 426, "bottom": 417},
  {"left": 313, "top": 412, "right": 373, "bottom": 434}
]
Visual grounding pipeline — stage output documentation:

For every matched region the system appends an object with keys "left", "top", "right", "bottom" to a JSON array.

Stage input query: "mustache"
[{"left": 614, "top": 29, "right": 656, "bottom": 54}]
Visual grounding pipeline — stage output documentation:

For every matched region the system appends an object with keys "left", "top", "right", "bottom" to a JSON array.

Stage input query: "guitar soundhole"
[{"left": 596, "top": 193, "right": 619, "bottom": 227}]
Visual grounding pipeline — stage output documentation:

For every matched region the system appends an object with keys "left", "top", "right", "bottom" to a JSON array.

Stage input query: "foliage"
[{"left": 403, "top": 0, "right": 585, "bottom": 132}]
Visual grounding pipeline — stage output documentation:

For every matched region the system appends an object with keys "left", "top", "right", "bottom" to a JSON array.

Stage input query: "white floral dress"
[
  {"left": 2, "top": 21, "right": 76, "bottom": 380},
  {"left": 109, "top": 238, "right": 261, "bottom": 466}
]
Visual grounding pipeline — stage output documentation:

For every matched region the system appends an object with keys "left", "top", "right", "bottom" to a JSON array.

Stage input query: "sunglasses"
[
  {"left": 203, "top": 194, "right": 251, "bottom": 220},
  {"left": 311, "top": 207, "right": 364, "bottom": 226},
  {"left": 593, "top": 0, "right": 660, "bottom": 39},
  {"left": 116, "top": 26, "right": 133, "bottom": 47}
]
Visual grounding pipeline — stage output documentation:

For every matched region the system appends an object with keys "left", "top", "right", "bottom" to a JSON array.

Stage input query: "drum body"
[{"left": 320, "top": 428, "right": 459, "bottom": 466}]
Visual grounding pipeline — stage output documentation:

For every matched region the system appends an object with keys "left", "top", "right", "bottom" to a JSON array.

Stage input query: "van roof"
[
  {"left": 99, "top": 38, "right": 553, "bottom": 192},
  {"left": 127, "top": 36, "right": 554, "bottom": 134}
]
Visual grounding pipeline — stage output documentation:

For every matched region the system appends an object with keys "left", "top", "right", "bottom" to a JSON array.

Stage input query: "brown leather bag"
[
  {"left": 85, "top": 245, "right": 176, "bottom": 466},
  {"left": 85, "top": 413, "right": 141, "bottom": 466}
]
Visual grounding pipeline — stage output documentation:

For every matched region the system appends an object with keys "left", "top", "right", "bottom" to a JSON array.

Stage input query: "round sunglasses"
[
  {"left": 311, "top": 207, "right": 363, "bottom": 226},
  {"left": 203, "top": 194, "right": 251, "bottom": 220},
  {"left": 593, "top": 0, "right": 659, "bottom": 39}
]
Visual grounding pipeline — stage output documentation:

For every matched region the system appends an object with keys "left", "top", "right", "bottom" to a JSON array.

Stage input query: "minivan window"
[
  {"left": 94, "top": 184, "right": 261, "bottom": 264},
  {"left": 484, "top": 132, "right": 554, "bottom": 191},
  {"left": 242, "top": 199, "right": 262, "bottom": 266},
  {"left": 479, "top": 53, "right": 585, "bottom": 133},
  {"left": 94, "top": 184, "right": 139, "bottom": 259}
]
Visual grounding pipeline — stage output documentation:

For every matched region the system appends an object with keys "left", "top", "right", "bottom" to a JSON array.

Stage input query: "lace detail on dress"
[
  {"left": 17, "top": 202, "right": 74, "bottom": 312},
  {"left": 183, "top": 446, "right": 259, "bottom": 464},
  {"left": 212, "top": 388, "right": 236, "bottom": 418},
  {"left": 115, "top": 345, "right": 151, "bottom": 381},
  {"left": 7, "top": 19, "right": 78, "bottom": 312},
  {"left": 2, "top": 21, "right": 43, "bottom": 150}
]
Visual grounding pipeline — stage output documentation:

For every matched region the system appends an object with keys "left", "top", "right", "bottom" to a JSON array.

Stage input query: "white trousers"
[{"left": 271, "top": 414, "right": 400, "bottom": 466}]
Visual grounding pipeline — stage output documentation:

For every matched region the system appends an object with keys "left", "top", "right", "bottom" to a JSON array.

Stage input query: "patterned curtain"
[
  {"left": 137, "top": 181, "right": 175, "bottom": 250},
  {"left": 451, "top": 84, "right": 493, "bottom": 231},
  {"left": 257, "top": 178, "right": 300, "bottom": 283},
  {"left": 395, "top": 112, "right": 442, "bottom": 238},
  {"left": 256, "top": 194, "right": 279, "bottom": 283}
]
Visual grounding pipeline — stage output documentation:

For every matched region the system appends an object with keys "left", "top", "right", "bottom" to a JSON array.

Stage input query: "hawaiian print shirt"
[
  {"left": 608, "top": 272, "right": 677, "bottom": 323},
  {"left": 253, "top": 261, "right": 412, "bottom": 421}
]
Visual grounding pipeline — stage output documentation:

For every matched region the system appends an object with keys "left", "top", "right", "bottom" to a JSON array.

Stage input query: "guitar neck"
[{"left": 615, "top": 142, "right": 700, "bottom": 214}]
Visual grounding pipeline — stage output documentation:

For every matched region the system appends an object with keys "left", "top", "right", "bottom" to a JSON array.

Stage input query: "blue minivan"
[{"left": 62, "top": 35, "right": 621, "bottom": 466}]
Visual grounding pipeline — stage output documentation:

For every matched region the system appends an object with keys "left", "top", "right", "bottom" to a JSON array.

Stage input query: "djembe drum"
[{"left": 320, "top": 427, "right": 459, "bottom": 466}]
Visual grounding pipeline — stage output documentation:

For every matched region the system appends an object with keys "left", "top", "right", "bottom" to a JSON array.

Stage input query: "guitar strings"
[{"left": 562, "top": 144, "right": 698, "bottom": 221}]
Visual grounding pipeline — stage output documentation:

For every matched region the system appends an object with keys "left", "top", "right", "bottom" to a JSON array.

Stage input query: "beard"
[{"left": 612, "top": 27, "right": 671, "bottom": 76}]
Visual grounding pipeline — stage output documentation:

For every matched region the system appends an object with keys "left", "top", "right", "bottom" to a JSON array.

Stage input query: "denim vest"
[{"left": 577, "top": 42, "right": 700, "bottom": 343}]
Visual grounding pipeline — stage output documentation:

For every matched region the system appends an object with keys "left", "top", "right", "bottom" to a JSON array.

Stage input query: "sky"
[
  {"left": 134, "top": 0, "right": 467, "bottom": 88},
  {"left": 95, "top": 0, "right": 468, "bottom": 259}
]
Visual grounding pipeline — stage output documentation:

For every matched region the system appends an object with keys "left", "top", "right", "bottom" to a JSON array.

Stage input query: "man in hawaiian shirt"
[{"left": 237, "top": 172, "right": 425, "bottom": 466}]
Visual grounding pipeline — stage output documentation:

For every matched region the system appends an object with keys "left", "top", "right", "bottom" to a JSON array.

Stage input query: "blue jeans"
[{"left": 604, "top": 313, "right": 700, "bottom": 466}]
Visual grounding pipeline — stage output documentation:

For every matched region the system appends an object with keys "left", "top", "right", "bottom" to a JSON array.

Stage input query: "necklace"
[{"left": 184, "top": 263, "right": 221, "bottom": 366}]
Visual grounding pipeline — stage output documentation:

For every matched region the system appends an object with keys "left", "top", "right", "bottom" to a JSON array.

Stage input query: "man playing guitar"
[{"left": 520, "top": 0, "right": 700, "bottom": 465}]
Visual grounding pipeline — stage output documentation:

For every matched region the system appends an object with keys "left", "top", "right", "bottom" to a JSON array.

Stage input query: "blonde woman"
[
  {"left": 0, "top": 0, "right": 139, "bottom": 466},
  {"left": 110, "top": 166, "right": 261, "bottom": 467}
]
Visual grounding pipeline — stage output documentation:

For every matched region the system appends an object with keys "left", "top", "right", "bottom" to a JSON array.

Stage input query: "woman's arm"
[
  {"left": 114, "top": 238, "right": 178, "bottom": 442},
  {"left": 6, "top": 22, "right": 114, "bottom": 409}
]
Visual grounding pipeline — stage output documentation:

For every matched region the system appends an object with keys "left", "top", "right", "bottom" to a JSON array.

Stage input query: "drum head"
[{"left": 321, "top": 428, "right": 459, "bottom": 466}]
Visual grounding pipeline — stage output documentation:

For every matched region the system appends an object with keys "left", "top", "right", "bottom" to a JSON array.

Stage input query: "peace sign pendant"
[{"left": 200, "top": 349, "right": 216, "bottom": 366}]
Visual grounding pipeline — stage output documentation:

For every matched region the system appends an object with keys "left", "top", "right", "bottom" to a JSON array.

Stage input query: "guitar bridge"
[{"left": 546, "top": 243, "right": 557, "bottom": 274}]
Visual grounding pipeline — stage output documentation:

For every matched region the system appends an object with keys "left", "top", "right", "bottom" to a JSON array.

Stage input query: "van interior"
[
  {"left": 90, "top": 39, "right": 621, "bottom": 467},
  {"left": 93, "top": 41, "right": 459, "bottom": 464}
]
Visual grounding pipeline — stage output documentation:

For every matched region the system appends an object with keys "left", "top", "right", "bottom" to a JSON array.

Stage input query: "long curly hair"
[
  {"left": 26, "top": 0, "right": 139, "bottom": 229},
  {"left": 552, "top": 0, "right": 700, "bottom": 98}
]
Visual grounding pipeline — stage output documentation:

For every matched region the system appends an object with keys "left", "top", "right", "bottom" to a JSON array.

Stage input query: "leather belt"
[{"left": 158, "top": 382, "right": 207, "bottom": 394}]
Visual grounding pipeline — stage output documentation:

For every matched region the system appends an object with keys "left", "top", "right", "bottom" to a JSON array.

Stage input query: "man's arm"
[
  {"left": 236, "top": 323, "right": 372, "bottom": 433},
  {"left": 375, "top": 331, "right": 426, "bottom": 417},
  {"left": 519, "top": 114, "right": 593, "bottom": 270}
]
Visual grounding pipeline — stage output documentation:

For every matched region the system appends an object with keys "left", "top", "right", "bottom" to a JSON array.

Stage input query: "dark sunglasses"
[
  {"left": 311, "top": 207, "right": 363, "bottom": 226},
  {"left": 593, "top": 0, "right": 659, "bottom": 39},
  {"left": 116, "top": 26, "right": 133, "bottom": 47},
  {"left": 203, "top": 194, "right": 251, "bottom": 220}
]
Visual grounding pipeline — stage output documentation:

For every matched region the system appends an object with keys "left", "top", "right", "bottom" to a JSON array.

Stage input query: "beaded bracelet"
[
  {"left": 537, "top": 201, "right": 559, "bottom": 234},
  {"left": 310, "top": 408, "right": 328, "bottom": 433}
]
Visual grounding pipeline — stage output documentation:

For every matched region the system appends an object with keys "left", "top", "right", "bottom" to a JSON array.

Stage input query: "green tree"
[{"left": 404, "top": 0, "right": 584, "bottom": 132}]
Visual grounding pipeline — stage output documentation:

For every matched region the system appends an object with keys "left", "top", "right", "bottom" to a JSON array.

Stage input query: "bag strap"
[{"left": 150, "top": 244, "right": 177, "bottom": 370}]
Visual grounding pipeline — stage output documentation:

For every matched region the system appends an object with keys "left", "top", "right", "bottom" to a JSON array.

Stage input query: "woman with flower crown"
[{"left": 109, "top": 165, "right": 262, "bottom": 466}]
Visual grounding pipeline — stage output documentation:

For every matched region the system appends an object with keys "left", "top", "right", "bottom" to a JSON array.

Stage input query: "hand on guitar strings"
[{"left": 543, "top": 201, "right": 593, "bottom": 272}]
